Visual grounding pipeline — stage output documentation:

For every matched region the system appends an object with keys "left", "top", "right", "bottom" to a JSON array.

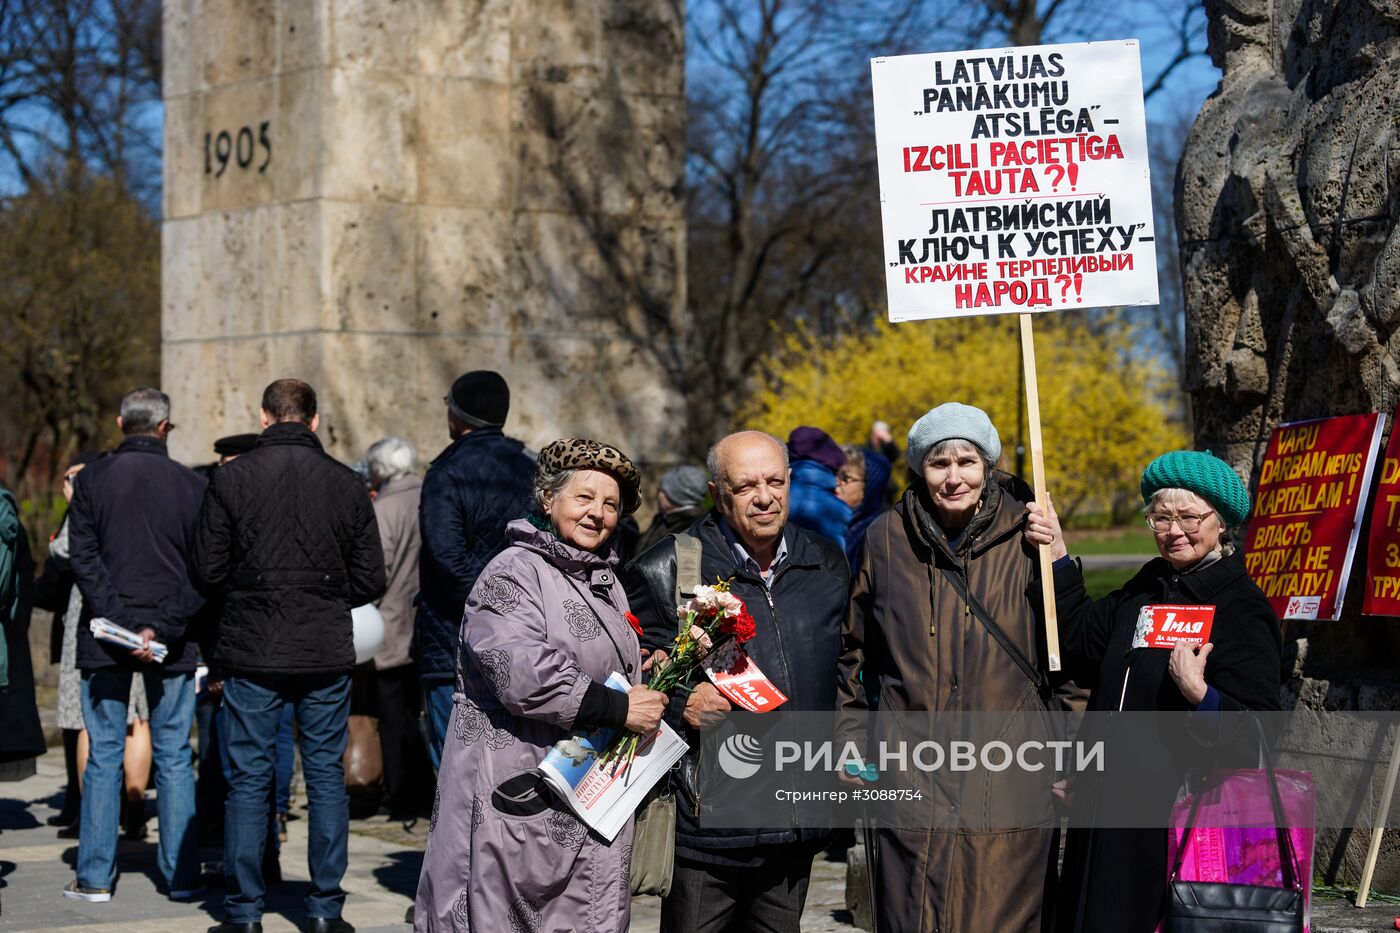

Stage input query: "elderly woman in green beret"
[{"left": 1025, "top": 450, "right": 1283, "bottom": 933}]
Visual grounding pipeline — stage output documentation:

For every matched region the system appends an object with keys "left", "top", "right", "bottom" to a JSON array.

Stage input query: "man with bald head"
[{"left": 624, "top": 431, "right": 850, "bottom": 932}]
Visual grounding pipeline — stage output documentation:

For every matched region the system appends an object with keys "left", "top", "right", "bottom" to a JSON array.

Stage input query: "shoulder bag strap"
[
  {"left": 673, "top": 533, "right": 703, "bottom": 607},
  {"left": 934, "top": 563, "right": 1047, "bottom": 698}
]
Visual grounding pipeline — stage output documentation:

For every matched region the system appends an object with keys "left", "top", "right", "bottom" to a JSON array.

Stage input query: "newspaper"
[
  {"left": 538, "top": 672, "right": 688, "bottom": 841},
  {"left": 89, "top": 618, "right": 168, "bottom": 663}
]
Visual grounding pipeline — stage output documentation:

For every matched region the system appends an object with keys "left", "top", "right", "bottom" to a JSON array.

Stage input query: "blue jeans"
[
  {"left": 423, "top": 679, "right": 454, "bottom": 771},
  {"left": 78, "top": 669, "right": 198, "bottom": 893},
  {"left": 222, "top": 674, "right": 350, "bottom": 923},
  {"left": 275, "top": 703, "right": 295, "bottom": 813}
]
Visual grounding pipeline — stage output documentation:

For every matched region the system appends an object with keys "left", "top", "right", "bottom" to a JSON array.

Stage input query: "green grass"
[
  {"left": 1080, "top": 566, "right": 1138, "bottom": 599},
  {"left": 1065, "top": 523, "right": 1156, "bottom": 556}
]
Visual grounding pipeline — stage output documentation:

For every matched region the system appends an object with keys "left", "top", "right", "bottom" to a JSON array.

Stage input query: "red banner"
[
  {"left": 1363, "top": 408, "right": 1400, "bottom": 616},
  {"left": 1243, "top": 413, "right": 1384, "bottom": 620}
]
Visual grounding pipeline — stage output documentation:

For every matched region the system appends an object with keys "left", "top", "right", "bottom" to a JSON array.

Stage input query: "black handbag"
[{"left": 1162, "top": 719, "right": 1304, "bottom": 932}]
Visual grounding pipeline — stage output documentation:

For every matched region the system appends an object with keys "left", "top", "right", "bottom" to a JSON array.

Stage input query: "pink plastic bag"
[{"left": 1158, "top": 768, "right": 1315, "bottom": 933}]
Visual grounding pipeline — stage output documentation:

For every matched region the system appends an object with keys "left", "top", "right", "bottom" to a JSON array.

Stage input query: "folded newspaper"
[
  {"left": 538, "top": 672, "right": 688, "bottom": 841},
  {"left": 89, "top": 618, "right": 168, "bottom": 663}
]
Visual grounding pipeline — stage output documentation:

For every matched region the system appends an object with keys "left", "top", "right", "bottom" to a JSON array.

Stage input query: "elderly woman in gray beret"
[
  {"left": 836, "top": 402, "right": 1057, "bottom": 932},
  {"left": 413, "top": 439, "right": 668, "bottom": 933},
  {"left": 1024, "top": 450, "right": 1283, "bottom": 933}
]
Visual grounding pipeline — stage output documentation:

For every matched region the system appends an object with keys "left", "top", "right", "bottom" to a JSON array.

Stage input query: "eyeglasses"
[
  {"left": 836, "top": 472, "right": 865, "bottom": 486},
  {"left": 1146, "top": 511, "right": 1215, "bottom": 533}
]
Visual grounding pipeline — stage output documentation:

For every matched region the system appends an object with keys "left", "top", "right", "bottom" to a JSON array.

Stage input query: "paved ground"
[
  {"left": 0, "top": 750, "right": 857, "bottom": 933},
  {"left": 6, "top": 748, "right": 1394, "bottom": 932}
]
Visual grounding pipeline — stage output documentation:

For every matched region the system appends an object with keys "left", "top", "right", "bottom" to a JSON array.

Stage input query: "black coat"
[
  {"left": 1052, "top": 550, "right": 1284, "bottom": 933},
  {"left": 32, "top": 516, "right": 73, "bottom": 664},
  {"left": 414, "top": 427, "right": 535, "bottom": 679},
  {"left": 623, "top": 512, "right": 851, "bottom": 853},
  {"left": 69, "top": 436, "right": 207, "bottom": 673},
  {"left": 191, "top": 422, "right": 386, "bottom": 677},
  {"left": 0, "top": 487, "right": 44, "bottom": 763}
]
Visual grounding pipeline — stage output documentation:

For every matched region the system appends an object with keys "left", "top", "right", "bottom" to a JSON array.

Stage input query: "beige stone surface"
[
  {"left": 164, "top": 0, "right": 687, "bottom": 471},
  {"left": 1179, "top": 0, "right": 1400, "bottom": 890},
  {"left": 416, "top": 0, "right": 512, "bottom": 82}
]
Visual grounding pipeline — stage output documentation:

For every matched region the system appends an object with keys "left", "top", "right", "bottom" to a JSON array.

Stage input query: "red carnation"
[
  {"left": 625, "top": 611, "right": 644, "bottom": 637},
  {"left": 721, "top": 608, "right": 756, "bottom": 644}
]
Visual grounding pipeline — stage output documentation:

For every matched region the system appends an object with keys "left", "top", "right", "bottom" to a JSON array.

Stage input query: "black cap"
[
  {"left": 447, "top": 371, "right": 510, "bottom": 428},
  {"left": 213, "top": 434, "right": 260, "bottom": 457}
]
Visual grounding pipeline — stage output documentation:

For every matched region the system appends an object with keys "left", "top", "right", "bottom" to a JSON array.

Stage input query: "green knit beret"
[{"left": 1140, "top": 449, "right": 1250, "bottom": 527}]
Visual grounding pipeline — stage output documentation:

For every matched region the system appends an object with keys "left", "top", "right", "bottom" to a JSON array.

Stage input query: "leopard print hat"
[{"left": 537, "top": 438, "right": 642, "bottom": 515}]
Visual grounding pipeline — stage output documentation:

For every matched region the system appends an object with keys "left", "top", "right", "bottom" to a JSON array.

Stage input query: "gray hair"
[
  {"left": 705, "top": 431, "right": 789, "bottom": 485},
  {"left": 366, "top": 436, "right": 415, "bottom": 485},
  {"left": 922, "top": 437, "right": 995, "bottom": 474},
  {"left": 119, "top": 387, "right": 171, "bottom": 435},
  {"left": 533, "top": 465, "right": 577, "bottom": 512}
]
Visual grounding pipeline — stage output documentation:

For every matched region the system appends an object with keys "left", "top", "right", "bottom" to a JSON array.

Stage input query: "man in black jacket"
[
  {"left": 62, "top": 388, "right": 207, "bottom": 905},
  {"left": 192, "top": 379, "right": 386, "bottom": 933},
  {"left": 624, "top": 431, "right": 850, "bottom": 933},
  {"left": 413, "top": 370, "right": 534, "bottom": 767}
]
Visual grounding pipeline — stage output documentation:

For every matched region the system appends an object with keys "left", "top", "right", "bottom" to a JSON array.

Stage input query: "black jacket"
[
  {"left": 1, "top": 487, "right": 44, "bottom": 762},
  {"left": 69, "top": 436, "right": 207, "bottom": 673},
  {"left": 414, "top": 427, "right": 535, "bottom": 678},
  {"left": 1052, "top": 550, "right": 1283, "bottom": 933},
  {"left": 623, "top": 512, "right": 851, "bottom": 853},
  {"left": 191, "top": 422, "right": 386, "bottom": 676}
]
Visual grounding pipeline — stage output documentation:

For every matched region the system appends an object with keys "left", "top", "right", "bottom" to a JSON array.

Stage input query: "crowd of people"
[{"left": 0, "top": 371, "right": 1286, "bottom": 933}]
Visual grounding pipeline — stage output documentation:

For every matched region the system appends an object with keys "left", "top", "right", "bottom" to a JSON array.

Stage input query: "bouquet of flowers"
[{"left": 601, "top": 579, "right": 755, "bottom": 767}]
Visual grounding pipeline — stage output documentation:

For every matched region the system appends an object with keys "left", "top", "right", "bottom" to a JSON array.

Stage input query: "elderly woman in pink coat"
[{"left": 413, "top": 439, "right": 668, "bottom": 932}]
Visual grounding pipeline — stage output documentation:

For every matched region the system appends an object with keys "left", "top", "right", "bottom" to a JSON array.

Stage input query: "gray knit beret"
[{"left": 906, "top": 403, "right": 1002, "bottom": 471}]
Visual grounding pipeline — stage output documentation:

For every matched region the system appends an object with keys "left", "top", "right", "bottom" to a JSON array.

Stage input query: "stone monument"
[
  {"left": 1178, "top": 0, "right": 1400, "bottom": 887},
  {"left": 161, "top": 0, "right": 687, "bottom": 471}
]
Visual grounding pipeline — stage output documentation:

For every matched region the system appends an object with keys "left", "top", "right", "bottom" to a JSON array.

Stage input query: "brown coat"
[{"left": 838, "top": 475, "right": 1056, "bottom": 933}]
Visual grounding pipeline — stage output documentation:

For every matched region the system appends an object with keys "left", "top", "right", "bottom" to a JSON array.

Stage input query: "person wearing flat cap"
[
  {"left": 413, "top": 438, "right": 668, "bottom": 933},
  {"left": 414, "top": 370, "right": 536, "bottom": 768},
  {"left": 1024, "top": 450, "right": 1283, "bottom": 933},
  {"left": 836, "top": 402, "right": 1060, "bottom": 932},
  {"left": 635, "top": 464, "right": 710, "bottom": 556}
]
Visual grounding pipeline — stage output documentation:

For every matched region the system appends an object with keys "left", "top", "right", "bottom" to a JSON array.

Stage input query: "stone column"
[{"left": 162, "top": 0, "right": 687, "bottom": 469}]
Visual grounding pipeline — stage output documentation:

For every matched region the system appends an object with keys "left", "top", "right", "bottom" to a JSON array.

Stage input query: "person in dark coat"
[
  {"left": 625, "top": 431, "right": 851, "bottom": 933},
  {"left": 192, "top": 378, "right": 386, "bottom": 933},
  {"left": 1025, "top": 449, "right": 1284, "bottom": 933},
  {"left": 635, "top": 464, "right": 709, "bottom": 555},
  {"left": 32, "top": 452, "right": 99, "bottom": 828},
  {"left": 786, "top": 426, "right": 853, "bottom": 550},
  {"left": 414, "top": 370, "right": 535, "bottom": 768},
  {"left": 0, "top": 483, "right": 45, "bottom": 781},
  {"left": 837, "top": 403, "right": 1058, "bottom": 933},
  {"left": 62, "top": 388, "right": 208, "bottom": 904},
  {"left": 836, "top": 444, "right": 892, "bottom": 574}
]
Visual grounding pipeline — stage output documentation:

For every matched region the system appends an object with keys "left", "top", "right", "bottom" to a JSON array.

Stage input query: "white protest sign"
[{"left": 872, "top": 40, "right": 1159, "bottom": 322}]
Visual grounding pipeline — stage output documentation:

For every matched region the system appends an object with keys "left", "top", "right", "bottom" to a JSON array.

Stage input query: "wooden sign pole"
[
  {"left": 1356, "top": 722, "right": 1400, "bottom": 908},
  {"left": 1020, "top": 313, "right": 1062, "bottom": 672}
]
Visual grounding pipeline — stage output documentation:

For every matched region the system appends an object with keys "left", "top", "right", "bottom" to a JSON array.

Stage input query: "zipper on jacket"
[{"left": 761, "top": 580, "right": 801, "bottom": 831}]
